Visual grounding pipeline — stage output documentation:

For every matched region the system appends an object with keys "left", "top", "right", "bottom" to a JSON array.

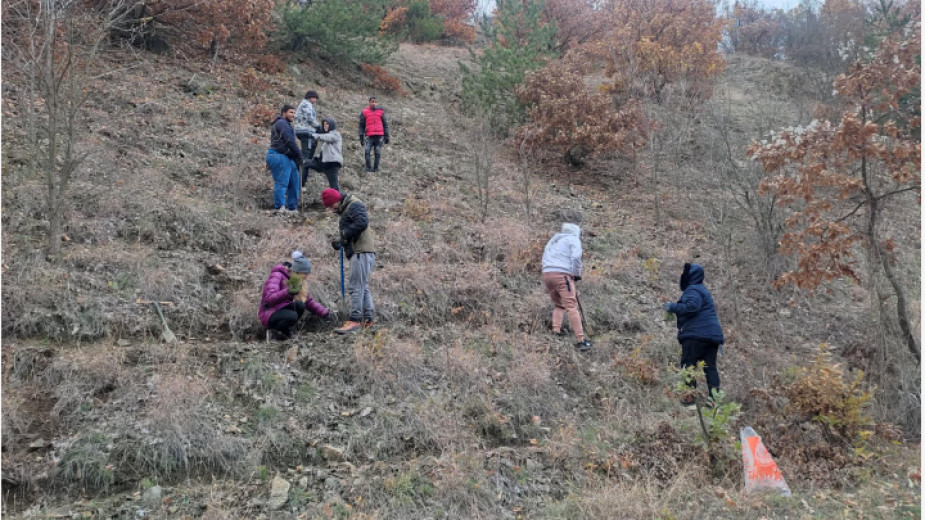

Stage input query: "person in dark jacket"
[
  {"left": 258, "top": 251, "right": 332, "bottom": 341},
  {"left": 321, "top": 188, "right": 376, "bottom": 334},
  {"left": 266, "top": 105, "right": 303, "bottom": 214},
  {"left": 358, "top": 96, "right": 389, "bottom": 173},
  {"left": 662, "top": 263, "right": 725, "bottom": 406},
  {"left": 302, "top": 117, "right": 342, "bottom": 192}
]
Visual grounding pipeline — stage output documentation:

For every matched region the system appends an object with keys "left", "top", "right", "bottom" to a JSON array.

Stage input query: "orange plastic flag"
[{"left": 741, "top": 426, "right": 791, "bottom": 496}]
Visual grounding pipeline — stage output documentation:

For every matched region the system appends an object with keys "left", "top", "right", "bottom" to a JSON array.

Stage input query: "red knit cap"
[{"left": 321, "top": 188, "right": 342, "bottom": 208}]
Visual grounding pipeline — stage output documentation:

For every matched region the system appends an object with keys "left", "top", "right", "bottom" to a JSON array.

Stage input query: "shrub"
[
  {"left": 784, "top": 346, "right": 874, "bottom": 439},
  {"left": 277, "top": 0, "right": 397, "bottom": 65},
  {"left": 380, "top": 0, "right": 476, "bottom": 44},
  {"left": 360, "top": 64, "right": 409, "bottom": 96},
  {"left": 517, "top": 58, "right": 651, "bottom": 166}
]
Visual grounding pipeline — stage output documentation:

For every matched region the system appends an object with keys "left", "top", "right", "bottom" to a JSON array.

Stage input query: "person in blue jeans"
[
  {"left": 662, "top": 263, "right": 725, "bottom": 407},
  {"left": 265, "top": 104, "right": 303, "bottom": 214}
]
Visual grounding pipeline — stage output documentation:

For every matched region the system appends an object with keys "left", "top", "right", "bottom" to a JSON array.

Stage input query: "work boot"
[
  {"left": 335, "top": 321, "right": 363, "bottom": 334},
  {"left": 574, "top": 339, "right": 593, "bottom": 351}
]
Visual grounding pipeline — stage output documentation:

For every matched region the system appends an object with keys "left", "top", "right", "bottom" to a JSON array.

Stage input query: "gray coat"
[{"left": 311, "top": 117, "right": 343, "bottom": 165}]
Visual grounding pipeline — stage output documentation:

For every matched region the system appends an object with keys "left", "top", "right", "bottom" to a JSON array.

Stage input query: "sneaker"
[
  {"left": 574, "top": 339, "right": 593, "bottom": 351},
  {"left": 362, "top": 319, "right": 375, "bottom": 328},
  {"left": 552, "top": 329, "right": 565, "bottom": 337},
  {"left": 335, "top": 321, "right": 363, "bottom": 334}
]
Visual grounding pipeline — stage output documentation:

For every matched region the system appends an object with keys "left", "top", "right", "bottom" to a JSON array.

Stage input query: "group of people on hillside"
[
  {"left": 261, "top": 92, "right": 724, "bottom": 408},
  {"left": 259, "top": 187, "right": 377, "bottom": 336},
  {"left": 266, "top": 94, "right": 390, "bottom": 214},
  {"left": 259, "top": 216, "right": 725, "bottom": 407}
]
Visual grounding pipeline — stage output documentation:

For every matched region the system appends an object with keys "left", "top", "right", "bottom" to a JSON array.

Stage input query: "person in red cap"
[{"left": 322, "top": 188, "right": 377, "bottom": 333}]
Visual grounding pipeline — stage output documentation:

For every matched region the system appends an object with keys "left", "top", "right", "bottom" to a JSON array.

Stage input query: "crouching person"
[{"left": 259, "top": 251, "right": 333, "bottom": 341}]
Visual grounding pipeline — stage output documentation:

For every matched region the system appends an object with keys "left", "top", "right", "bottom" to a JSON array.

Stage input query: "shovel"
[{"left": 152, "top": 301, "right": 177, "bottom": 344}]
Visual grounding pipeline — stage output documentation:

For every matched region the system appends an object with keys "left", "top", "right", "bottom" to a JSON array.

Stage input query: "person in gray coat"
[
  {"left": 542, "top": 223, "right": 592, "bottom": 351},
  {"left": 302, "top": 117, "right": 342, "bottom": 192}
]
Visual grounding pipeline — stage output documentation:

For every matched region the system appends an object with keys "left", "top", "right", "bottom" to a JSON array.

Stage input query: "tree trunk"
[{"left": 865, "top": 156, "right": 920, "bottom": 364}]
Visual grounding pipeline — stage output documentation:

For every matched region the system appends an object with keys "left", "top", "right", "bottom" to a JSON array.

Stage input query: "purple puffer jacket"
[{"left": 258, "top": 264, "right": 329, "bottom": 328}]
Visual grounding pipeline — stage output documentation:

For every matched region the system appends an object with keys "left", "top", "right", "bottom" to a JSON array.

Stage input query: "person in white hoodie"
[{"left": 541, "top": 223, "right": 592, "bottom": 351}]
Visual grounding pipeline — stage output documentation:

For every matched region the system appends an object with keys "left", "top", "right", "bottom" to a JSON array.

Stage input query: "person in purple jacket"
[{"left": 258, "top": 251, "right": 333, "bottom": 341}]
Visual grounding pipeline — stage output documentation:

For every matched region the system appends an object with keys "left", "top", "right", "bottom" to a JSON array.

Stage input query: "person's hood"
[
  {"left": 560, "top": 223, "right": 580, "bottom": 236},
  {"left": 271, "top": 264, "right": 291, "bottom": 278},
  {"left": 679, "top": 263, "right": 704, "bottom": 290},
  {"left": 323, "top": 117, "right": 337, "bottom": 132},
  {"left": 337, "top": 193, "right": 355, "bottom": 214}
]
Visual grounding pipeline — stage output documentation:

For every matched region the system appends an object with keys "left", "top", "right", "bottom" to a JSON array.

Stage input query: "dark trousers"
[
  {"left": 680, "top": 338, "right": 721, "bottom": 398},
  {"left": 302, "top": 160, "right": 341, "bottom": 192},
  {"left": 364, "top": 136, "right": 383, "bottom": 172},
  {"left": 268, "top": 301, "right": 305, "bottom": 337},
  {"left": 295, "top": 131, "right": 317, "bottom": 169}
]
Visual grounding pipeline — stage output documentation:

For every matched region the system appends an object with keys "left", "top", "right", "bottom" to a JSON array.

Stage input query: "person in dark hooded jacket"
[
  {"left": 266, "top": 104, "right": 303, "bottom": 213},
  {"left": 302, "top": 117, "right": 342, "bottom": 192},
  {"left": 662, "top": 263, "right": 724, "bottom": 406}
]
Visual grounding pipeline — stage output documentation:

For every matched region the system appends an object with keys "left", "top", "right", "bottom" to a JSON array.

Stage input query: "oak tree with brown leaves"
[
  {"left": 516, "top": 57, "right": 651, "bottom": 166},
  {"left": 748, "top": 5, "right": 921, "bottom": 362}
]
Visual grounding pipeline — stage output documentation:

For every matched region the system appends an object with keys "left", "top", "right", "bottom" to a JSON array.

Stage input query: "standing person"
[
  {"left": 542, "top": 223, "right": 592, "bottom": 351},
  {"left": 258, "top": 251, "right": 332, "bottom": 341},
  {"left": 662, "top": 263, "right": 725, "bottom": 407},
  {"left": 266, "top": 104, "right": 303, "bottom": 214},
  {"left": 295, "top": 90, "right": 322, "bottom": 186},
  {"left": 302, "top": 117, "right": 343, "bottom": 192},
  {"left": 321, "top": 188, "right": 376, "bottom": 334},
  {"left": 358, "top": 95, "right": 390, "bottom": 173}
]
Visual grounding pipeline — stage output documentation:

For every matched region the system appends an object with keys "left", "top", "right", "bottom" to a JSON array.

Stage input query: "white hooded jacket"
[{"left": 541, "top": 223, "right": 582, "bottom": 277}]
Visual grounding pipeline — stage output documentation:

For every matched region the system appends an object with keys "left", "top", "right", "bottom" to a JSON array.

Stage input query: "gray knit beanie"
[{"left": 291, "top": 251, "right": 312, "bottom": 274}]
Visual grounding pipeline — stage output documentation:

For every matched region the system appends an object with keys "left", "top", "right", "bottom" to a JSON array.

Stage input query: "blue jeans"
[
  {"left": 364, "top": 136, "right": 383, "bottom": 172},
  {"left": 266, "top": 150, "right": 300, "bottom": 210}
]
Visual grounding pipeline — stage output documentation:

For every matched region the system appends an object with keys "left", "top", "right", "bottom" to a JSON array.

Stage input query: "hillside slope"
[{"left": 1, "top": 44, "right": 920, "bottom": 518}]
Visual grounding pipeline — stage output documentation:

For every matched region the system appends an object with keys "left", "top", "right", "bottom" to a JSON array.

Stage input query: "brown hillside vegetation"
[{"left": 1, "top": 37, "right": 920, "bottom": 520}]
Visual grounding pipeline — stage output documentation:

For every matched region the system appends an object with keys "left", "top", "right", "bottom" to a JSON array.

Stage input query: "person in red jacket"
[{"left": 358, "top": 96, "right": 390, "bottom": 173}]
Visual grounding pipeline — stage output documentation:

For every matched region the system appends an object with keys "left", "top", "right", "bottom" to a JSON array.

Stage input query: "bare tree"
[
  {"left": 3, "top": 0, "right": 140, "bottom": 258},
  {"left": 463, "top": 118, "right": 497, "bottom": 223}
]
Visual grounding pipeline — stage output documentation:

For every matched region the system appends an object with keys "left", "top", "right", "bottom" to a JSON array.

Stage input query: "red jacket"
[{"left": 359, "top": 106, "right": 388, "bottom": 137}]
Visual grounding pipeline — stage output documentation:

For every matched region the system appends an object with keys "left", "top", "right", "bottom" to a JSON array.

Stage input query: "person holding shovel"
[
  {"left": 322, "top": 189, "right": 376, "bottom": 334},
  {"left": 542, "top": 223, "right": 592, "bottom": 351},
  {"left": 258, "top": 251, "right": 333, "bottom": 341},
  {"left": 662, "top": 263, "right": 725, "bottom": 407}
]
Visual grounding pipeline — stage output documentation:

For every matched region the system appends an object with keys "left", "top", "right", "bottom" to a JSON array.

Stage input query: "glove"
[
  {"left": 573, "top": 275, "right": 582, "bottom": 282},
  {"left": 324, "top": 310, "right": 338, "bottom": 322},
  {"left": 384, "top": 136, "right": 390, "bottom": 144},
  {"left": 662, "top": 302, "right": 673, "bottom": 312},
  {"left": 359, "top": 137, "right": 366, "bottom": 146},
  {"left": 331, "top": 240, "right": 341, "bottom": 251}
]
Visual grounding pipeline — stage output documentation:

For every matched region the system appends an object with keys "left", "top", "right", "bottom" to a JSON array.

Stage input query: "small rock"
[
  {"left": 142, "top": 485, "right": 162, "bottom": 507},
  {"left": 28, "top": 438, "right": 48, "bottom": 450},
  {"left": 299, "top": 476, "right": 309, "bottom": 488},
  {"left": 44, "top": 506, "right": 71, "bottom": 518},
  {"left": 359, "top": 407, "right": 373, "bottom": 417},
  {"left": 324, "top": 476, "right": 340, "bottom": 490},
  {"left": 117, "top": 339, "right": 131, "bottom": 347},
  {"left": 268, "top": 476, "right": 290, "bottom": 510},
  {"left": 321, "top": 445, "right": 345, "bottom": 462},
  {"left": 167, "top": 506, "right": 178, "bottom": 514}
]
